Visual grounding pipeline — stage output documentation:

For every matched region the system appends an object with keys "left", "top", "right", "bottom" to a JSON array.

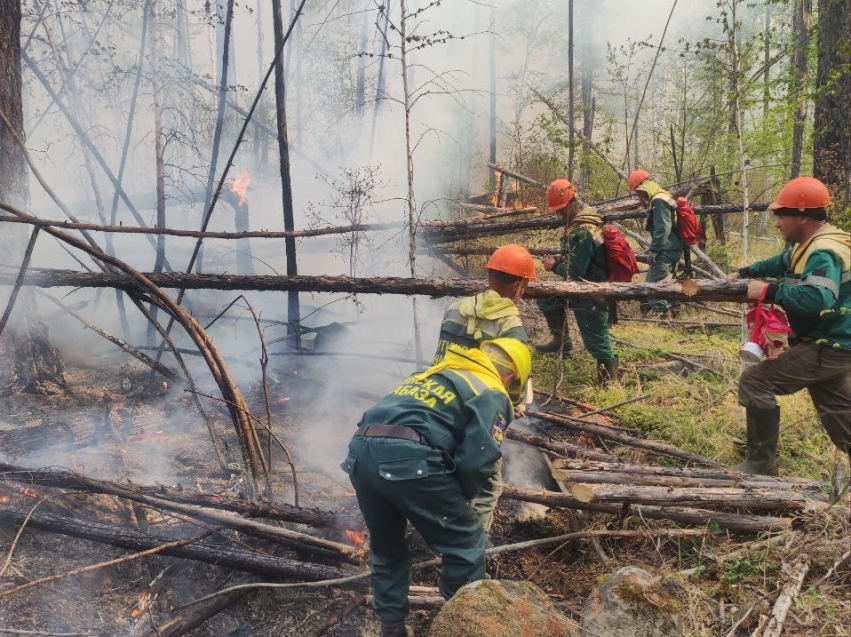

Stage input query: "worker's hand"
[
  {"left": 644, "top": 252, "right": 657, "bottom": 266},
  {"left": 513, "top": 401, "right": 527, "bottom": 419},
  {"left": 542, "top": 256, "right": 557, "bottom": 272},
  {"left": 747, "top": 280, "right": 769, "bottom": 301},
  {"left": 726, "top": 271, "right": 741, "bottom": 280}
]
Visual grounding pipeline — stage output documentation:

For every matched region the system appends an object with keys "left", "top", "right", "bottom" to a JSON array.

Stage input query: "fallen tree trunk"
[
  {"left": 421, "top": 204, "right": 769, "bottom": 244},
  {"left": 505, "top": 429, "right": 618, "bottom": 462},
  {"left": 140, "top": 578, "right": 259, "bottom": 637},
  {"left": 5, "top": 269, "right": 755, "bottom": 302},
  {"left": 0, "top": 462, "right": 361, "bottom": 530},
  {"left": 0, "top": 503, "right": 358, "bottom": 581},
  {"left": 528, "top": 409, "right": 722, "bottom": 466},
  {"left": 565, "top": 482, "right": 822, "bottom": 512},
  {"left": 500, "top": 484, "right": 792, "bottom": 534},
  {"left": 552, "top": 459, "right": 824, "bottom": 489},
  {"left": 0, "top": 464, "right": 357, "bottom": 563}
]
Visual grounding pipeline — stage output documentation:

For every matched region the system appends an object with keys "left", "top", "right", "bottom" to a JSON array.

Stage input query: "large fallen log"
[
  {"left": 528, "top": 409, "right": 722, "bottom": 467},
  {"left": 564, "top": 482, "right": 825, "bottom": 512},
  {"left": 0, "top": 462, "right": 361, "bottom": 530},
  {"left": 0, "top": 464, "right": 357, "bottom": 563},
  {"left": 4, "top": 269, "right": 755, "bottom": 302},
  {"left": 552, "top": 459, "right": 824, "bottom": 491},
  {"left": 0, "top": 503, "right": 358, "bottom": 581},
  {"left": 500, "top": 484, "right": 792, "bottom": 534},
  {"left": 421, "top": 204, "right": 769, "bottom": 244}
]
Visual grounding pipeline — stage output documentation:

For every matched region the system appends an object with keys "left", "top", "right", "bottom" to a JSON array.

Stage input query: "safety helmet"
[
  {"left": 628, "top": 169, "right": 651, "bottom": 191},
  {"left": 486, "top": 244, "right": 537, "bottom": 281},
  {"left": 546, "top": 179, "right": 577, "bottom": 212},
  {"left": 769, "top": 176, "right": 831, "bottom": 211},
  {"left": 481, "top": 338, "right": 532, "bottom": 395}
]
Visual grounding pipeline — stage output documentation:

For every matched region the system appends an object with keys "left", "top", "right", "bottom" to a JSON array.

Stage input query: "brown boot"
[{"left": 596, "top": 357, "right": 619, "bottom": 384}]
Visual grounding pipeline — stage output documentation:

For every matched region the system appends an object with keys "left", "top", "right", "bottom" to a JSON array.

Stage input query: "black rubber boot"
[
  {"left": 381, "top": 619, "right": 413, "bottom": 637},
  {"left": 596, "top": 357, "right": 619, "bottom": 385},
  {"left": 732, "top": 407, "right": 780, "bottom": 476},
  {"left": 535, "top": 311, "right": 573, "bottom": 353}
]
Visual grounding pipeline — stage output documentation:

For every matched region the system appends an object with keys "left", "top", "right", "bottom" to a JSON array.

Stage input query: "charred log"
[
  {"left": 0, "top": 462, "right": 361, "bottom": 530},
  {"left": 0, "top": 502, "right": 358, "bottom": 581},
  {"left": 504, "top": 429, "right": 618, "bottom": 462}
]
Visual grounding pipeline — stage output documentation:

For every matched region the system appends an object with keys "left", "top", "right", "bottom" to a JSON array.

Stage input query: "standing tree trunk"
[
  {"left": 399, "top": 0, "right": 424, "bottom": 364},
  {"left": 0, "top": 0, "right": 65, "bottom": 394},
  {"left": 789, "top": 0, "right": 812, "bottom": 180},
  {"left": 730, "top": 0, "right": 751, "bottom": 267},
  {"left": 488, "top": 5, "right": 496, "bottom": 189},
  {"left": 272, "top": 0, "right": 301, "bottom": 347},
  {"left": 813, "top": 0, "right": 851, "bottom": 216},
  {"left": 567, "top": 0, "right": 575, "bottom": 180}
]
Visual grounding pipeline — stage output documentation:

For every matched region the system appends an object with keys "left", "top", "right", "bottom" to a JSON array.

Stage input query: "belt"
[{"left": 355, "top": 424, "right": 423, "bottom": 443}]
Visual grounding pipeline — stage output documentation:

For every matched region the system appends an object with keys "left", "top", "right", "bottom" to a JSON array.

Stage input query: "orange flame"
[
  {"left": 0, "top": 495, "right": 9, "bottom": 504},
  {"left": 130, "top": 592, "right": 151, "bottom": 618},
  {"left": 231, "top": 170, "right": 250, "bottom": 205},
  {"left": 345, "top": 529, "right": 366, "bottom": 548},
  {"left": 278, "top": 396, "right": 291, "bottom": 403},
  {"left": 20, "top": 487, "right": 37, "bottom": 499}
]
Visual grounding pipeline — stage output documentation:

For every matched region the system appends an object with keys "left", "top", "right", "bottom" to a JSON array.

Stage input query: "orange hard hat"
[
  {"left": 487, "top": 244, "right": 537, "bottom": 281},
  {"left": 769, "top": 176, "right": 831, "bottom": 211},
  {"left": 628, "top": 169, "right": 651, "bottom": 191},
  {"left": 546, "top": 179, "right": 577, "bottom": 212}
]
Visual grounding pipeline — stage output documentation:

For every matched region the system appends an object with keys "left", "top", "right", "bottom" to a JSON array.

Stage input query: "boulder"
[
  {"left": 429, "top": 579, "right": 578, "bottom": 637},
  {"left": 580, "top": 566, "right": 684, "bottom": 637}
]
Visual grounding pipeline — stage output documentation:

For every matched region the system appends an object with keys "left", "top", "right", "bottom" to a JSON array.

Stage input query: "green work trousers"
[
  {"left": 645, "top": 236, "right": 683, "bottom": 313},
  {"left": 537, "top": 298, "right": 614, "bottom": 360},
  {"left": 342, "top": 436, "right": 485, "bottom": 621},
  {"left": 472, "top": 457, "right": 503, "bottom": 532},
  {"left": 738, "top": 341, "right": 851, "bottom": 455}
]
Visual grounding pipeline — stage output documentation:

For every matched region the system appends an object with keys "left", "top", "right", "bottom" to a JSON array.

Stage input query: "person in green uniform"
[
  {"left": 537, "top": 179, "right": 618, "bottom": 383},
  {"left": 341, "top": 338, "right": 531, "bottom": 637},
  {"left": 432, "top": 243, "right": 536, "bottom": 364},
  {"left": 727, "top": 176, "right": 850, "bottom": 475},
  {"left": 628, "top": 169, "right": 683, "bottom": 317}
]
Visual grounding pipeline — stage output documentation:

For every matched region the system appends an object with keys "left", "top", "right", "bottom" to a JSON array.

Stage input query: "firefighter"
[
  {"left": 431, "top": 243, "right": 536, "bottom": 532},
  {"left": 727, "top": 176, "right": 850, "bottom": 474},
  {"left": 432, "top": 243, "right": 535, "bottom": 365},
  {"left": 628, "top": 169, "right": 683, "bottom": 317},
  {"left": 537, "top": 179, "right": 618, "bottom": 383},
  {"left": 342, "top": 338, "right": 532, "bottom": 637}
]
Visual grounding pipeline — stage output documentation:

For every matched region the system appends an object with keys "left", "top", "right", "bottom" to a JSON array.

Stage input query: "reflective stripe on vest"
[{"left": 444, "top": 369, "right": 490, "bottom": 396}]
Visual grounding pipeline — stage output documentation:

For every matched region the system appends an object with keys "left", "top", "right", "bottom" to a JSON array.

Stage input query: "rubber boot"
[
  {"left": 535, "top": 311, "right": 573, "bottom": 353},
  {"left": 732, "top": 407, "right": 780, "bottom": 476},
  {"left": 381, "top": 618, "right": 413, "bottom": 637},
  {"left": 596, "top": 357, "right": 619, "bottom": 385}
]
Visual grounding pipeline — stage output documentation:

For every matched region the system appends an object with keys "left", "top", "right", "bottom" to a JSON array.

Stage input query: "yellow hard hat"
[{"left": 481, "top": 338, "right": 532, "bottom": 390}]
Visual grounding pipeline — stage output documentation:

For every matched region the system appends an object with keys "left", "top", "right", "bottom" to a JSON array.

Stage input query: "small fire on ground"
[
  {"left": 345, "top": 529, "right": 366, "bottom": 548},
  {"left": 231, "top": 170, "right": 251, "bottom": 205}
]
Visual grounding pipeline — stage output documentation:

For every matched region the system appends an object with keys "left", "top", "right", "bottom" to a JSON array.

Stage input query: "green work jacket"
[
  {"left": 359, "top": 345, "right": 514, "bottom": 497},
  {"left": 744, "top": 223, "right": 851, "bottom": 348},
  {"left": 552, "top": 207, "right": 608, "bottom": 282}
]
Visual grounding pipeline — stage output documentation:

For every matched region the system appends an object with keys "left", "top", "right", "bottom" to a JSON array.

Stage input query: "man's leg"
[
  {"left": 535, "top": 297, "right": 571, "bottom": 353},
  {"left": 737, "top": 342, "right": 843, "bottom": 473},
  {"left": 805, "top": 347, "right": 851, "bottom": 456},
  {"left": 347, "top": 441, "right": 413, "bottom": 623}
]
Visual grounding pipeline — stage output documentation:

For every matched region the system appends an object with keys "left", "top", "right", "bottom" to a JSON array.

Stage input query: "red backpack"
[
  {"left": 601, "top": 224, "right": 639, "bottom": 282},
  {"left": 675, "top": 197, "right": 702, "bottom": 246}
]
